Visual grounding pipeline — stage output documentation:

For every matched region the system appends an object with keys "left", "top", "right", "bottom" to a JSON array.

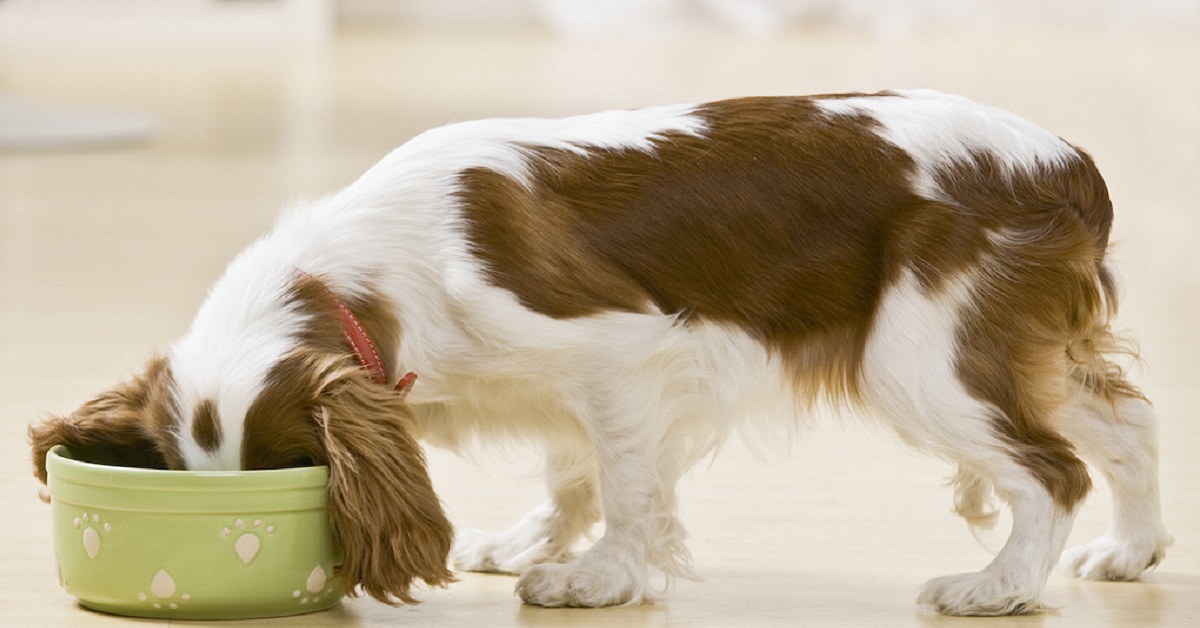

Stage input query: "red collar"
[{"left": 304, "top": 271, "right": 416, "bottom": 396}]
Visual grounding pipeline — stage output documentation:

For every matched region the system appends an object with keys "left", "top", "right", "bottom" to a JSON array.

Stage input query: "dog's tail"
[{"left": 1065, "top": 262, "right": 1145, "bottom": 404}]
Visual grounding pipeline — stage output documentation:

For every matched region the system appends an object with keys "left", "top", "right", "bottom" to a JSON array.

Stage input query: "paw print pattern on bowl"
[
  {"left": 293, "top": 565, "right": 337, "bottom": 605},
  {"left": 137, "top": 569, "right": 191, "bottom": 611},
  {"left": 74, "top": 512, "right": 112, "bottom": 560},
  {"left": 220, "top": 518, "right": 274, "bottom": 565}
]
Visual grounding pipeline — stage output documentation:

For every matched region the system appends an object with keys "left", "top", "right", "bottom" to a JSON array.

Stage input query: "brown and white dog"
[{"left": 30, "top": 90, "right": 1171, "bottom": 615}]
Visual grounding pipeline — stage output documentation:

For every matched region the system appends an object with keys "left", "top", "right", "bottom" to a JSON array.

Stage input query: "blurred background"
[
  {"left": 1, "top": 2, "right": 1198, "bottom": 626},
  {"left": 3, "top": 0, "right": 1200, "bottom": 46}
]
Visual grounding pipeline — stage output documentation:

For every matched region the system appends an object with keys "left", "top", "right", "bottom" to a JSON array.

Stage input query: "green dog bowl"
[{"left": 46, "top": 445, "right": 343, "bottom": 619}]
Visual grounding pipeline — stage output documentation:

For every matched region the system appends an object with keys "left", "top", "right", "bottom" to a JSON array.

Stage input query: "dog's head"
[{"left": 29, "top": 275, "right": 454, "bottom": 605}]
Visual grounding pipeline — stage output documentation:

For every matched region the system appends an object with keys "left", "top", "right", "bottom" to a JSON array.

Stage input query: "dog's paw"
[
  {"left": 1060, "top": 534, "right": 1171, "bottom": 581},
  {"left": 516, "top": 560, "right": 641, "bottom": 608},
  {"left": 918, "top": 571, "right": 1042, "bottom": 616},
  {"left": 452, "top": 527, "right": 573, "bottom": 575}
]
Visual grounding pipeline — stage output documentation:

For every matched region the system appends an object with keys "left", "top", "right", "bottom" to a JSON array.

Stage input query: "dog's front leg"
[
  {"left": 515, "top": 388, "right": 692, "bottom": 608},
  {"left": 454, "top": 448, "right": 601, "bottom": 574}
]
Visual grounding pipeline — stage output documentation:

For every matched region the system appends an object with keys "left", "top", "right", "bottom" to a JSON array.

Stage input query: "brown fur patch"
[
  {"left": 458, "top": 96, "right": 922, "bottom": 401},
  {"left": 242, "top": 353, "right": 324, "bottom": 470},
  {"left": 191, "top": 399, "right": 222, "bottom": 452},
  {"left": 316, "top": 361, "right": 455, "bottom": 604},
  {"left": 29, "top": 356, "right": 183, "bottom": 482}
]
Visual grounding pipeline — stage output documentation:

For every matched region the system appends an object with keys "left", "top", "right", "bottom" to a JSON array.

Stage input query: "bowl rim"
[{"left": 47, "top": 445, "right": 330, "bottom": 492}]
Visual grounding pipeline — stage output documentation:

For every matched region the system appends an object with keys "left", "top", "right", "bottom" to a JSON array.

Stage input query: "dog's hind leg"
[
  {"left": 864, "top": 270, "right": 1087, "bottom": 616},
  {"left": 916, "top": 454, "right": 1081, "bottom": 616},
  {"left": 453, "top": 446, "right": 601, "bottom": 575},
  {"left": 1057, "top": 370, "right": 1172, "bottom": 580}
]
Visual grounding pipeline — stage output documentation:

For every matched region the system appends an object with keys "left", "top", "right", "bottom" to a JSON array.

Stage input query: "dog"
[{"left": 30, "top": 89, "right": 1172, "bottom": 615}]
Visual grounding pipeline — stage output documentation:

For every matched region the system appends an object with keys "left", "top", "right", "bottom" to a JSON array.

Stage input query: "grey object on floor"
[{"left": 0, "top": 95, "right": 157, "bottom": 151}]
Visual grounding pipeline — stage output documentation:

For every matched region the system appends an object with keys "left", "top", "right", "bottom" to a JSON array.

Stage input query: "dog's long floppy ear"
[
  {"left": 315, "top": 363, "right": 455, "bottom": 605},
  {"left": 29, "top": 356, "right": 179, "bottom": 484}
]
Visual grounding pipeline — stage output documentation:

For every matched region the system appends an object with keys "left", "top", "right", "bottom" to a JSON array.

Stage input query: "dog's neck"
[{"left": 304, "top": 271, "right": 417, "bottom": 396}]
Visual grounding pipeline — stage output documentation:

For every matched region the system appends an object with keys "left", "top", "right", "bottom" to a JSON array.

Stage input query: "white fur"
[
  {"left": 1057, "top": 392, "right": 1173, "bottom": 579},
  {"left": 815, "top": 89, "right": 1075, "bottom": 199},
  {"left": 165, "top": 91, "right": 1168, "bottom": 614}
]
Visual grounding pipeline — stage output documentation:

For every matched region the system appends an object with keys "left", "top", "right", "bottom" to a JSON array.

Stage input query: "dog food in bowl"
[{"left": 46, "top": 445, "right": 343, "bottom": 619}]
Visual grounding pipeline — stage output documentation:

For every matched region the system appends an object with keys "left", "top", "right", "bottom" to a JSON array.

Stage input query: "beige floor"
[{"left": 2, "top": 24, "right": 1198, "bottom": 627}]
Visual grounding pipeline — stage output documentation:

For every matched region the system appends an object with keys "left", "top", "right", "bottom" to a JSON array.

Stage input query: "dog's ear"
[
  {"left": 29, "top": 356, "right": 178, "bottom": 484},
  {"left": 315, "top": 364, "right": 455, "bottom": 605}
]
